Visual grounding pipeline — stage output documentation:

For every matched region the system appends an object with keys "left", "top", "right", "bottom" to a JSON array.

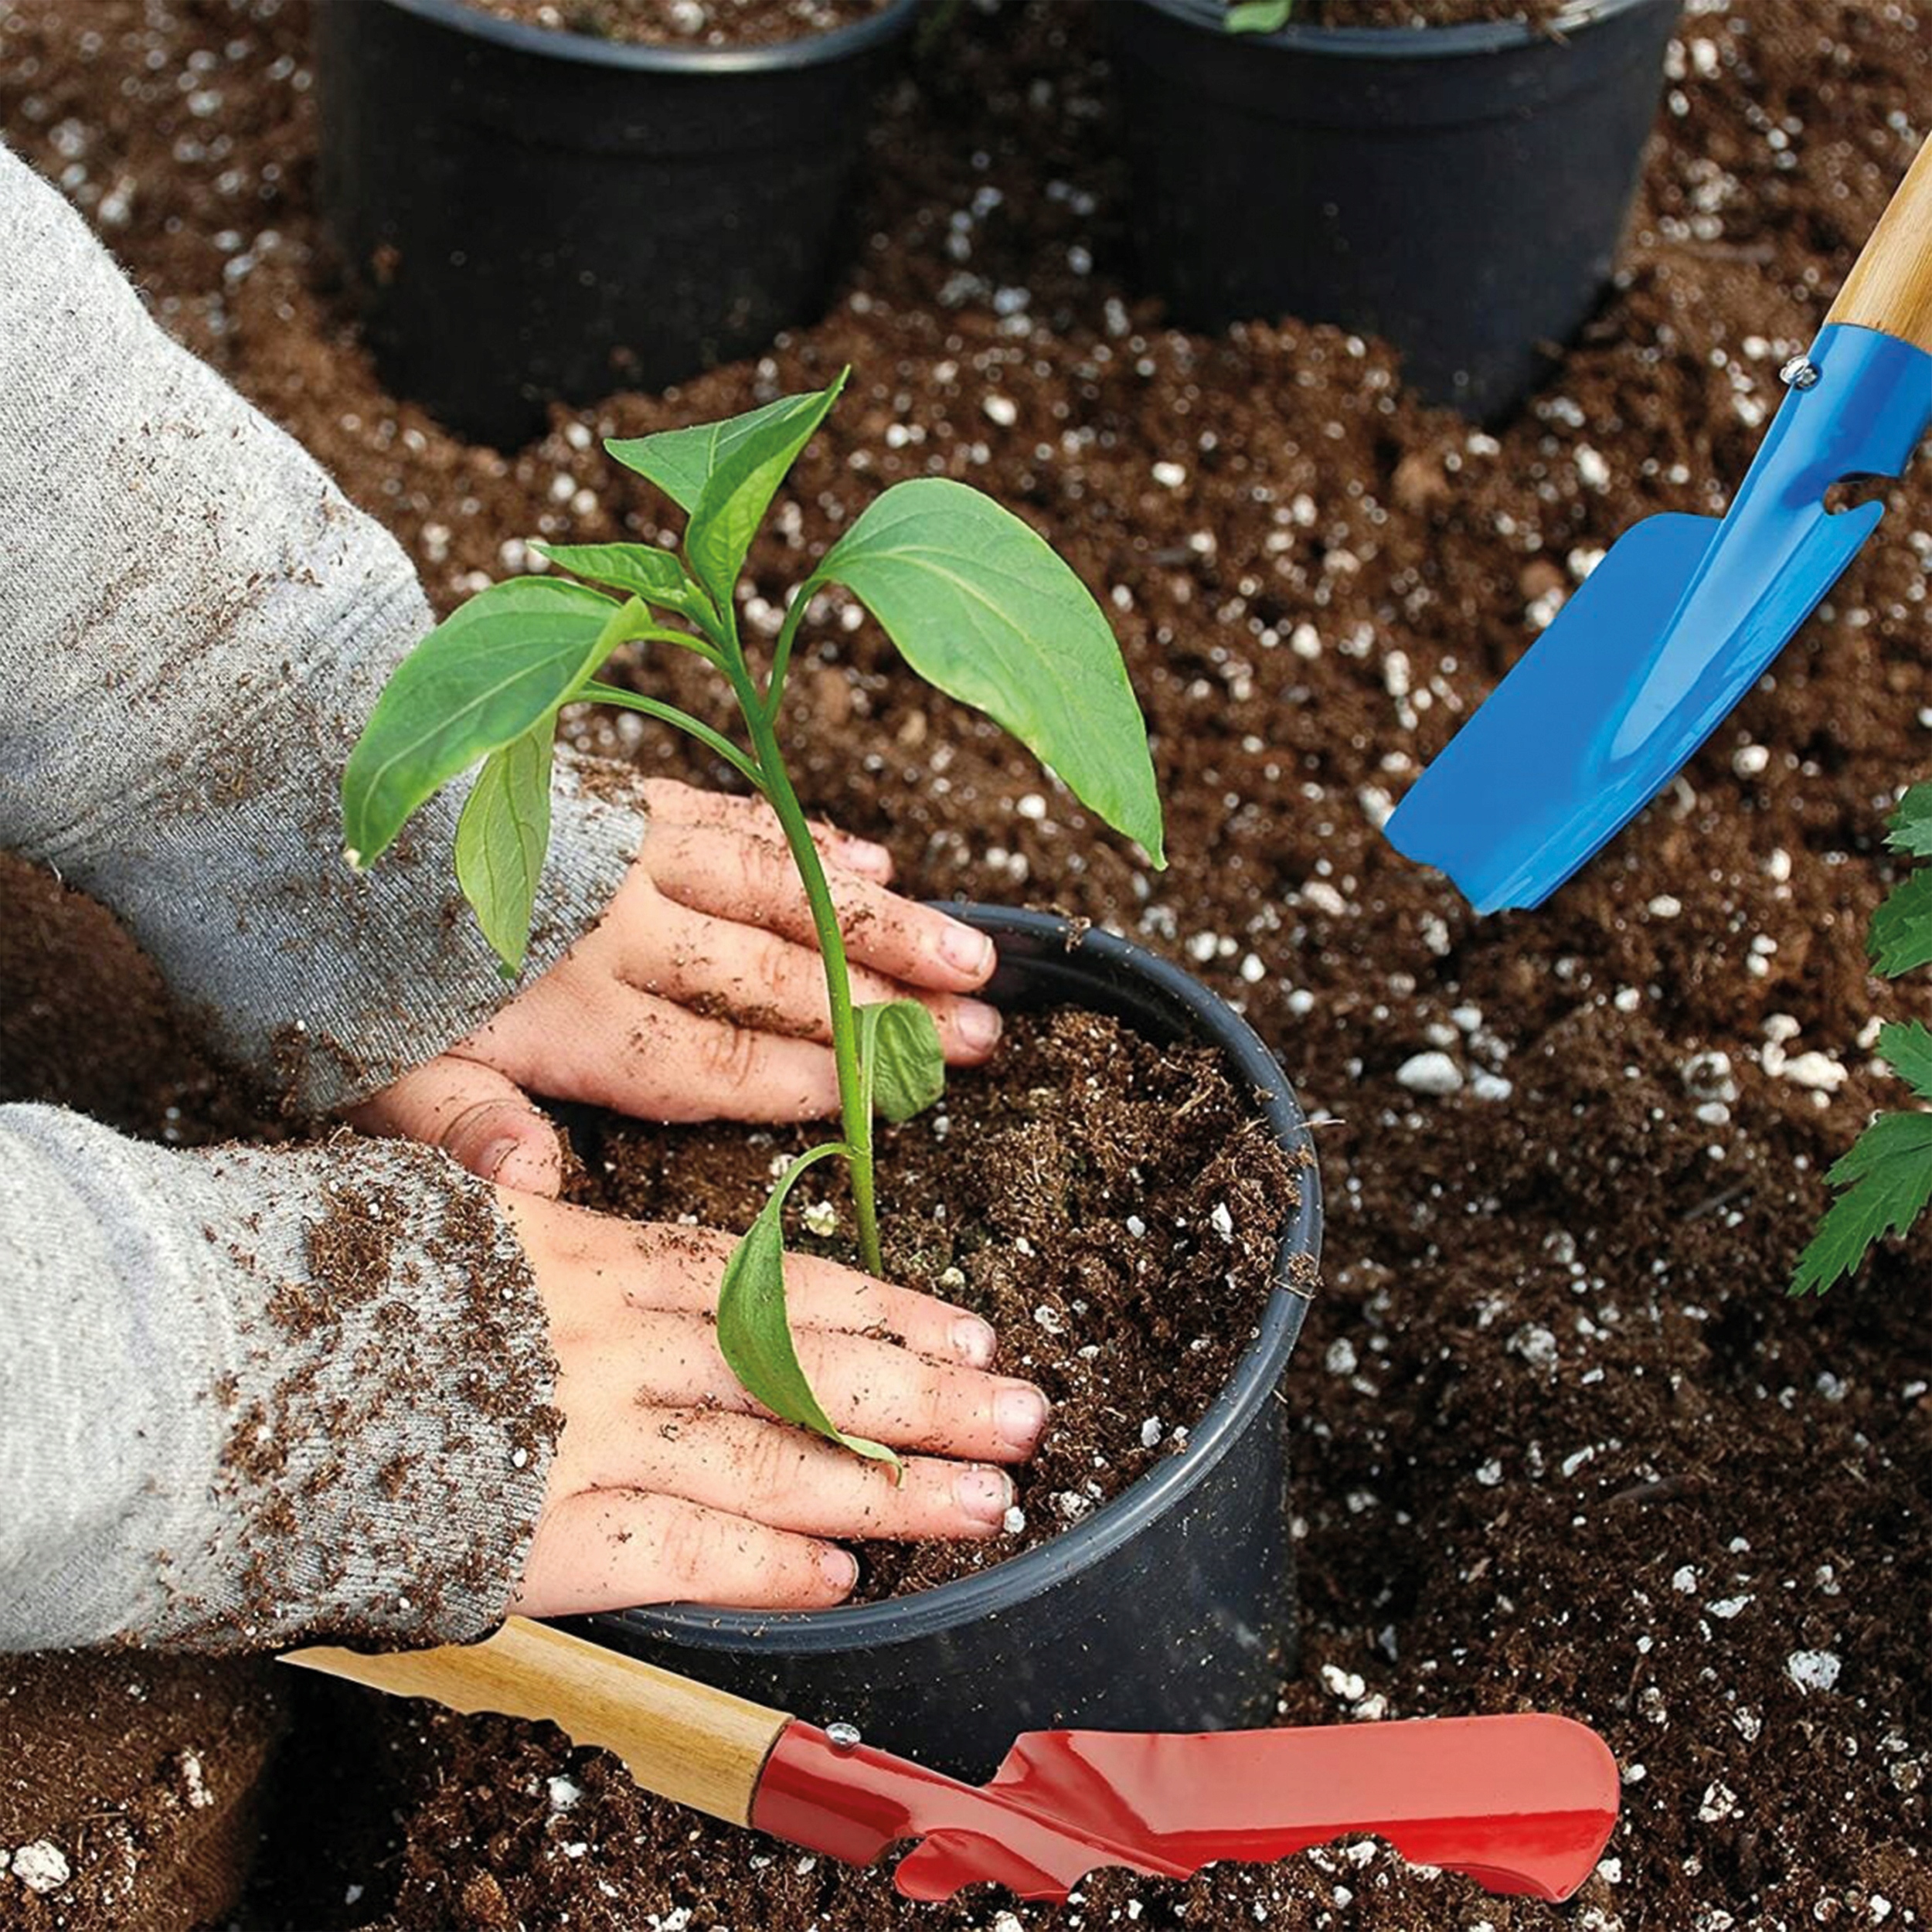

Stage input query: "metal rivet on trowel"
[
  {"left": 1780, "top": 354, "right": 1821, "bottom": 389},
  {"left": 826, "top": 1723, "right": 862, "bottom": 1751}
]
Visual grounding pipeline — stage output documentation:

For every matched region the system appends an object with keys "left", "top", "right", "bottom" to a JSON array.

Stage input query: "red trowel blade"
[{"left": 750, "top": 1713, "right": 1619, "bottom": 1905}]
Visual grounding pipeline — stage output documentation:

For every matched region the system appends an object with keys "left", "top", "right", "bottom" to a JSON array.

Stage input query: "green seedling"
[
  {"left": 342, "top": 369, "right": 1165, "bottom": 1465},
  {"left": 1228, "top": 2, "right": 1294, "bottom": 30},
  {"left": 1793, "top": 781, "right": 1932, "bottom": 1294}
]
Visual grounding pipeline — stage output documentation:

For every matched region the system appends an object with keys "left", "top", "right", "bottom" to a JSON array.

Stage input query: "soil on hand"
[
  {"left": 1, "top": 0, "right": 1930, "bottom": 1928},
  {"left": 573, "top": 1007, "right": 1301, "bottom": 1597},
  {"left": 466, "top": 0, "right": 894, "bottom": 48}
]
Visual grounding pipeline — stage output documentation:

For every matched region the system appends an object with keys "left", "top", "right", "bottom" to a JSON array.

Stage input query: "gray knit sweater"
[{"left": 0, "top": 142, "right": 644, "bottom": 1651}]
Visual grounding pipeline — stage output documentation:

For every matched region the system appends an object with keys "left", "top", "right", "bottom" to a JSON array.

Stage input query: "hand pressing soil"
[{"left": 572, "top": 1008, "right": 1304, "bottom": 1600}]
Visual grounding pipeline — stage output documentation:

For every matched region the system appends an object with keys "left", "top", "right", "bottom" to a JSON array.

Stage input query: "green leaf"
[
  {"left": 1791, "top": 1109, "right": 1932, "bottom": 1294},
  {"left": 342, "top": 579, "right": 619, "bottom": 868},
  {"left": 1880, "top": 1019, "right": 1932, "bottom": 1104},
  {"left": 813, "top": 478, "right": 1166, "bottom": 863},
  {"left": 856, "top": 1001, "right": 946, "bottom": 1124},
  {"left": 684, "top": 375, "right": 849, "bottom": 612},
  {"left": 1869, "top": 867, "right": 1932, "bottom": 976},
  {"left": 1227, "top": 0, "right": 1293, "bottom": 28},
  {"left": 604, "top": 374, "right": 852, "bottom": 614},
  {"left": 1886, "top": 781, "right": 1932, "bottom": 858},
  {"left": 717, "top": 1142, "right": 902, "bottom": 1473},
  {"left": 454, "top": 723, "right": 554, "bottom": 977},
  {"left": 607, "top": 390, "right": 830, "bottom": 513},
  {"left": 531, "top": 541, "right": 690, "bottom": 605}
]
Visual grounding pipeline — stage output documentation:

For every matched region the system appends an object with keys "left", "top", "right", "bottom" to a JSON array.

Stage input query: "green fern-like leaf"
[
  {"left": 1791, "top": 1110, "right": 1932, "bottom": 1294},
  {"left": 1870, "top": 867, "right": 1932, "bottom": 978},
  {"left": 1886, "top": 782, "right": 1932, "bottom": 859},
  {"left": 1878, "top": 1019, "right": 1932, "bottom": 1104}
]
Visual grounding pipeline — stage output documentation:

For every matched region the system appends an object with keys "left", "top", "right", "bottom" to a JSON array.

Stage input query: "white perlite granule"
[
  {"left": 1395, "top": 1051, "right": 1462, "bottom": 1096},
  {"left": 12, "top": 1841, "right": 71, "bottom": 1894},
  {"left": 1787, "top": 1649, "right": 1842, "bottom": 1694}
]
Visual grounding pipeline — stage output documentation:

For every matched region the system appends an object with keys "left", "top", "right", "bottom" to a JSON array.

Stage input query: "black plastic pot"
[
  {"left": 588, "top": 904, "right": 1322, "bottom": 1781},
  {"left": 312, "top": 0, "right": 923, "bottom": 447},
  {"left": 1105, "top": 0, "right": 1681, "bottom": 420}
]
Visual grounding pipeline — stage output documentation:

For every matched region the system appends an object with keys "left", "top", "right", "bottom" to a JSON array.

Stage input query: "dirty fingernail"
[
  {"left": 478, "top": 1136, "right": 523, "bottom": 1179},
  {"left": 820, "top": 1547, "right": 859, "bottom": 1595},
  {"left": 843, "top": 836, "right": 893, "bottom": 874},
  {"left": 940, "top": 924, "right": 995, "bottom": 977},
  {"left": 951, "top": 1315, "right": 997, "bottom": 1368},
  {"left": 957, "top": 1001, "right": 1003, "bottom": 1053},
  {"left": 954, "top": 1466, "right": 1013, "bottom": 1526},
  {"left": 995, "top": 1383, "right": 1050, "bottom": 1454}
]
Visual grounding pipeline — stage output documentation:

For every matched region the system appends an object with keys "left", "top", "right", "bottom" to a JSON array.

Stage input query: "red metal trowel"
[{"left": 288, "top": 1617, "right": 1618, "bottom": 1903}]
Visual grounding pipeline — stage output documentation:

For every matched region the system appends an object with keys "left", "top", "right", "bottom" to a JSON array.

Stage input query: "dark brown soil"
[
  {"left": 571, "top": 1007, "right": 1301, "bottom": 1597},
  {"left": 2, "top": 0, "right": 1930, "bottom": 1928},
  {"left": 0, "top": 1651, "right": 287, "bottom": 1932},
  {"left": 468, "top": 0, "right": 893, "bottom": 47}
]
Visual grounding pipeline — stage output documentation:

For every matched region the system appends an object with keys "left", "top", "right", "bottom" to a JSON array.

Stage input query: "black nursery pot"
[
  {"left": 590, "top": 905, "right": 1323, "bottom": 1781},
  {"left": 311, "top": 0, "right": 923, "bottom": 448},
  {"left": 1104, "top": 0, "right": 1681, "bottom": 420}
]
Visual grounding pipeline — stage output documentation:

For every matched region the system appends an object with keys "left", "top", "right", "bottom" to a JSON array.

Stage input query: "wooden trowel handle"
[
  {"left": 1829, "top": 134, "right": 1932, "bottom": 354},
  {"left": 284, "top": 1616, "right": 791, "bottom": 1826}
]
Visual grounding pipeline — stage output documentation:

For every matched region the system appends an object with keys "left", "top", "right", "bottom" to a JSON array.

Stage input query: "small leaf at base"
[
  {"left": 717, "top": 1143, "right": 903, "bottom": 1475},
  {"left": 856, "top": 1001, "right": 946, "bottom": 1124},
  {"left": 454, "top": 723, "right": 554, "bottom": 976}
]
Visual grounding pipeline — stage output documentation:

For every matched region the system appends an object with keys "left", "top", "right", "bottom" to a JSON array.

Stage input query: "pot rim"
[
  {"left": 596, "top": 903, "right": 1321, "bottom": 1655},
  {"left": 365, "top": 0, "right": 926, "bottom": 74},
  {"left": 1123, "top": 0, "right": 1672, "bottom": 59}
]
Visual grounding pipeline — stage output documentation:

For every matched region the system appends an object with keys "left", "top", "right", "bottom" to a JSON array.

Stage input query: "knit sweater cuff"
[{"left": 0, "top": 1109, "right": 558, "bottom": 1652}]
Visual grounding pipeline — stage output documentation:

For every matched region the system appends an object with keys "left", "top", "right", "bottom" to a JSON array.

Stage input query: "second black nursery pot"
[
  {"left": 1106, "top": 0, "right": 1681, "bottom": 420},
  {"left": 590, "top": 906, "right": 1323, "bottom": 1782},
  {"left": 312, "top": 0, "right": 923, "bottom": 447}
]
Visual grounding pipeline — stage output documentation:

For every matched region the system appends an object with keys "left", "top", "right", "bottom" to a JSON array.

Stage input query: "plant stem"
[
  {"left": 741, "top": 699, "right": 882, "bottom": 1277},
  {"left": 764, "top": 574, "right": 821, "bottom": 717},
  {"left": 579, "top": 682, "right": 764, "bottom": 791}
]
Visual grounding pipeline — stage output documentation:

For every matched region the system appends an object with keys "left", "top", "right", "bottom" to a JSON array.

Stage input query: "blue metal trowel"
[{"left": 1386, "top": 136, "right": 1932, "bottom": 913}]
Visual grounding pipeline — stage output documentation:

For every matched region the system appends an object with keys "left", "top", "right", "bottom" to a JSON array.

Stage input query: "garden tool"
[
  {"left": 1384, "top": 134, "right": 1932, "bottom": 913},
  {"left": 288, "top": 1616, "right": 1618, "bottom": 1904}
]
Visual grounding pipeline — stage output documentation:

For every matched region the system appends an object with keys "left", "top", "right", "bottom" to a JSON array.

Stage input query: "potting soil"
[
  {"left": 1228, "top": 0, "right": 1570, "bottom": 29},
  {"left": 0, "top": 0, "right": 1928, "bottom": 1927},
  {"left": 466, "top": 0, "right": 894, "bottom": 47}
]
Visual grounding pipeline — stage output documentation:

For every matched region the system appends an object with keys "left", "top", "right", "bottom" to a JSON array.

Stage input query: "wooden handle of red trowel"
[
  {"left": 1829, "top": 134, "right": 1932, "bottom": 354},
  {"left": 285, "top": 1615, "right": 791, "bottom": 1825}
]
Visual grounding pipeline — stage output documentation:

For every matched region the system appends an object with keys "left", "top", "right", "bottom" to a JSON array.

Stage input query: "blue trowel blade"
[{"left": 1384, "top": 323, "right": 1932, "bottom": 913}]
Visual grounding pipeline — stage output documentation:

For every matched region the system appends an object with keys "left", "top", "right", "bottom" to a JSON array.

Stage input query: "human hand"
[
  {"left": 351, "top": 779, "right": 1002, "bottom": 1192},
  {"left": 502, "top": 1194, "right": 1047, "bottom": 1614}
]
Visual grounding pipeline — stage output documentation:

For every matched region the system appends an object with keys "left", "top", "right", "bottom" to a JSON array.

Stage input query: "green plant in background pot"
[
  {"left": 1794, "top": 781, "right": 1932, "bottom": 1293},
  {"left": 342, "top": 369, "right": 1165, "bottom": 1467}
]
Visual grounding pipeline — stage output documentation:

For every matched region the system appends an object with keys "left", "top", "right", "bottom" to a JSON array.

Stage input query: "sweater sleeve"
[
  {"left": 0, "top": 140, "right": 643, "bottom": 1114},
  {"left": 0, "top": 1105, "right": 559, "bottom": 1651}
]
